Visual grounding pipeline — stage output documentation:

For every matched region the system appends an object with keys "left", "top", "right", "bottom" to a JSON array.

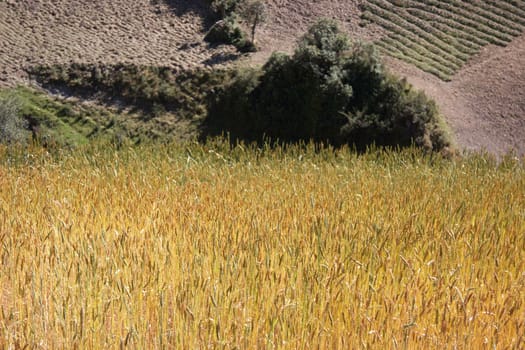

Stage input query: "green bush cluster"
[
  {"left": 204, "top": 16, "right": 255, "bottom": 52},
  {"left": 204, "top": 19, "right": 452, "bottom": 151}
]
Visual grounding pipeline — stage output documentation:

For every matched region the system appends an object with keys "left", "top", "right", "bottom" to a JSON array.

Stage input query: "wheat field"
[{"left": 0, "top": 142, "right": 524, "bottom": 349}]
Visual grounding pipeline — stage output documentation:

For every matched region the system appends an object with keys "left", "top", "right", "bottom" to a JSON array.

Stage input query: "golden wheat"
[{"left": 0, "top": 142, "right": 523, "bottom": 349}]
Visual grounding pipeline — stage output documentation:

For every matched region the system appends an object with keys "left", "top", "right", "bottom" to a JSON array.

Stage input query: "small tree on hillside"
[{"left": 240, "top": 0, "right": 267, "bottom": 45}]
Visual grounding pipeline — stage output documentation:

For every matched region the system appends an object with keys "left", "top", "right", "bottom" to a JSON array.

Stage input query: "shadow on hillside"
[{"left": 203, "top": 52, "right": 241, "bottom": 66}]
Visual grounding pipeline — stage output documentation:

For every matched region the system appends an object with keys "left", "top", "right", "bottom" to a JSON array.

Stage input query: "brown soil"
[
  {"left": 1, "top": 0, "right": 523, "bottom": 156},
  {"left": 382, "top": 35, "right": 525, "bottom": 156},
  {"left": 0, "top": 0, "right": 237, "bottom": 84},
  {"left": 247, "top": 0, "right": 385, "bottom": 65}
]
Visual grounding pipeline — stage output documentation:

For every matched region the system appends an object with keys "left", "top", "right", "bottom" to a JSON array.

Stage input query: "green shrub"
[
  {"left": 0, "top": 92, "right": 28, "bottom": 145},
  {"left": 204, "top": 16, "right": 256, "bottom": 52},
  {"left": 341, "top": 76, "right": 447, "bottom": 149},
  {"left": 205, "top": 67, "right": 261, "bottom": 140},
  {"left": 205, "top": 0, "right": 260, "bottom": 52}
]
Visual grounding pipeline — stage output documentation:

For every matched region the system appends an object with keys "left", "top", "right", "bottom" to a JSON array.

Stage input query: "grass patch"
[
  {"left": 0, "top": 86, "right": 117, "bottom": 147},
  {"left": 0, "top": 84, "right": 217, "bottom": 147}
]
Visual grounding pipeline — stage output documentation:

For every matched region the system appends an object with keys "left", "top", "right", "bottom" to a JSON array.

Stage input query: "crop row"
[
  {"left": 375, "top": 42, "right": 453, "bottom": 81},
  {"left": 468, "top": 0, "right": 525, "bottom": 27},
  {"left": 364, "top": 1, "right": 470, "bottom": 62},
  {"left": 361, "top": 11, "right": 465, "bottom": 66},
  {"left": 404, "top": 0, "right": 515, "bottom": 43},
  {"left": 492, "top": 0, "right": 525, "bottom": 12},
  {"left": 369, "top": 0, "right": 478, "bottom": 58},
  {"left": 440, "top": 0, "right": 524, "bottom": 33},
  {"left": 421, "top": 0, "right": 523, "bottom": 36},
  {"left": 361, "top": 0, "right": 525, "bottom": 79},
  {"left": 405, "top": 8, "right": 507, "bottom": 47}
]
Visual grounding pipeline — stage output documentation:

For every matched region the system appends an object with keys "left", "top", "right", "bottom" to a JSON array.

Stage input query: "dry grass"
[{"left": 0, "top": 142, "right": 524, "bottom": 349}]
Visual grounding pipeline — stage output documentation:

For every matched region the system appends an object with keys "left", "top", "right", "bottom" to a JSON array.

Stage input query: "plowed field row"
[{"left": 362, "top": 0, "right": 525, "bottom": 80}]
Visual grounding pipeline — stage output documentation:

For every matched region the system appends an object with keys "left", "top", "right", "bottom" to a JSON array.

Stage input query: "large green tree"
[{"left": 205, "top": 19, "right": 453, "bottom": 151}]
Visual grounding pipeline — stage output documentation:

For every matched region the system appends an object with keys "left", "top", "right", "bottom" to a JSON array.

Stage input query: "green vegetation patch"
[
  {"left": 0, "top": 86, "right": 120, "bottom": 147},
  {"left": 0, "top": 84, "right": 207, "bottom": 148},
  {"left": 30, "top": 64, "right": 233, "bottom": 120},
  {"left": 0, "top": 91, "right": 29, "bottom": 145},
  {"left": 29, "top": 65, "right": 241, "bottom": 145}
]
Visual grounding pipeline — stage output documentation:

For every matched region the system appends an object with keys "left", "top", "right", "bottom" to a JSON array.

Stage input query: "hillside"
[
  {"left": 1, "top": 0, "right": 524, "bottom": 155},
  {"left": 0, "top": 0, "right": 237, "bottom": 83},
  {"left": 253, "top": 0, "right": 525, "bottom": 156}
]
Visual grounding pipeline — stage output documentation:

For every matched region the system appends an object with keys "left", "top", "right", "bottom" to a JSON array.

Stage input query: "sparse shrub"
[
  {"left": 239, "top": 0, "right": 267, "bottom": 44},
  {"left": 0, "top": 93, "right": 28, "bottom": 145}
]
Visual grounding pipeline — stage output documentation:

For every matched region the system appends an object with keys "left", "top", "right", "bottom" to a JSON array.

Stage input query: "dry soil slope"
[
  {"left": 254, "top": 0, "right": 525, "bottom": 156},
  {"left": 0, "top": 0, "right": 236, "bottom": 84},
  {"left": 249, "top": 0, "right": 384, "bottom": 64},
  {"left": 1, "top": 0, "right": 523, "bottom": 156}
]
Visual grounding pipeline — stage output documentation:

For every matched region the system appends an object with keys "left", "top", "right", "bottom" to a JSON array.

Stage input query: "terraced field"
[{"left": 361, "top": 0, "right": 525, "bottom": 80}]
